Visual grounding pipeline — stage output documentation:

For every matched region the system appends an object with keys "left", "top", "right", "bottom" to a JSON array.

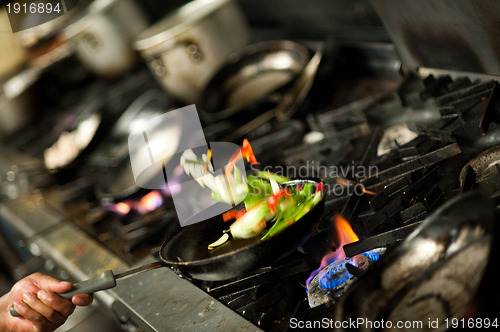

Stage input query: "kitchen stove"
[{"left": 1, "top": 39, "right": 500, "bottom": 332}]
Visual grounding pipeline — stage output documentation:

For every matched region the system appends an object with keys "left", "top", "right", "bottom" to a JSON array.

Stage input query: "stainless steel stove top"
[{"left": 0, "top": 148, "right": 260, "bottom": 331}]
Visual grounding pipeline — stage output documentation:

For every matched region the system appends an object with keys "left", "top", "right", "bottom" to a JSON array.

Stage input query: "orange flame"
[
  {"left": 113, "top": 202, "right": 131, "bottom": 215},
  {"left": 108, "top": 190, "right": 163, "bottom": 215},
  {"left": 241, "top": 139, "right": 257, "bottom": 165},
  {"left": 334, "top": 213, "right": 359, "bottom": 247},
  {"left": 225, "top": 139, "right": 258, "bottom": 177},
  {"left": 306, "top": 213, "right": 359, "bottom": 289},
  {"left": 139, "top": 191, "right": 163, "bottom": 213}
]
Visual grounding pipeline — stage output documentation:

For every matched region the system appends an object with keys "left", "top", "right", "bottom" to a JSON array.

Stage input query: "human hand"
[{"left": 0, "top": 272, "right": 93, "bottom": 332}]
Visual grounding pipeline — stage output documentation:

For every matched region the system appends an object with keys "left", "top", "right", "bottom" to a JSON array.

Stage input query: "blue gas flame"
[
  {"left": 361, "top": 250, "right": 380, "bottom": 262},
  {"left": 317, "top": 249, "right": 380, "bottom": 290}
]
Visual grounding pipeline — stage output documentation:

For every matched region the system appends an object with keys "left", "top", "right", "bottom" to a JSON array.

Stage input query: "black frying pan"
[
  {"left": 11, "top": 179, "right": 326, "bottom": 317},
  {"left": 161, "top": 179, "right": 326, "bottom": 280},
  {"left": 93, "top": 89, "right": 170, "bottom": 202},
  {"left": 198, "top": 40, "right": 310, "bottom": 123}
]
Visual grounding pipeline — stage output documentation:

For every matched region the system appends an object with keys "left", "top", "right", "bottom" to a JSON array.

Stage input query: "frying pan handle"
[
  {"left": 9, "top": 270, "right": 116, "bottom": 317},
  {"left": 275, "top": 44, "right": 324, "bottom": 121}
]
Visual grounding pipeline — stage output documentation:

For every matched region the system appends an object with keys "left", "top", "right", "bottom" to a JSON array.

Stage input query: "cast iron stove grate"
[{"left": 172, "top": 73, "right": 500, "bottom": 331}]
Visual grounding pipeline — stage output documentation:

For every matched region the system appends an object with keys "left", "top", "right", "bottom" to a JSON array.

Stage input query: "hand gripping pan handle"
[
  {"left": 9, "top": 262, "right": 164, "bottom": 318},
  {"left": 10, "top": 270, "right": 116, "bottom": 317}
]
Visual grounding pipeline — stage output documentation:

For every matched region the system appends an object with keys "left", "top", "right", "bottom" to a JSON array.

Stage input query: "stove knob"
[
  {"left": 1, "top": 169, "right": 29, "bottom": 200},
  {"left": 29, "top": 243, "right": 41, "bottom": 256},
  {"left": 58, "top": 270, "right": 70, "bottom": 281},
  {"left": 44, "top": 259, "right": 56, "bottom": 272},
  {"left": 6, "top": 170, "right": 15, "bottom": 182},
  {"left": 3, "top": 183, "right": 19, "bottom": 200}
]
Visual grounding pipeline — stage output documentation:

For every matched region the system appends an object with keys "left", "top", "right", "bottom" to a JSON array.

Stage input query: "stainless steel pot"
[
  {"left": 63, "top": 0, "right": 148, "bottom": 78},
  {"left": 134, "top": 0, "right": 250, "bottom": 103}
]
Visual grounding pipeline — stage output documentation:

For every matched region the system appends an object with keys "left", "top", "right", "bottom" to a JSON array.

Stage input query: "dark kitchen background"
[{"left": 1, "top": 0, "right": 500, "bottom": 331}]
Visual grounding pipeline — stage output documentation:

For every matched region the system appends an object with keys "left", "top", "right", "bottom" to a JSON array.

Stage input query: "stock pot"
[
  {"left": 63, "top": 0, "right": 148, "bottom": 78},
  {"left": 134, "top": 0, "right": 250, "bottom": 103}
]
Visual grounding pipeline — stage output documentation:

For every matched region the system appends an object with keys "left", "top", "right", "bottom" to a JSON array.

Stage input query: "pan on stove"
[
  {"left": 41, "top": 83, "right": 110, "bottom": 172},
  {"left": 198, "top": 40, "right": 310, "bottom": 123},
  {"left": 161, "top": 178, "right": 326, "bottom": 281},
  {"left": 94, "top": 89, "right": 173, "bottom": 203},
  {"left": 10, "top": 178, "right": 326, "bottom": 317}
]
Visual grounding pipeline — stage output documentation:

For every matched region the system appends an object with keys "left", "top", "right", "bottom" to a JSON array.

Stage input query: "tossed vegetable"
[
  {"left": 227, "top": 173, "right": 323, "bottom": 241},
  {"left": 179, "top": 141, "right": 251, "bottom": 205},
  {"left": 208, "top": 233, "right": 230, "bottom": 250},
  {"left": 179, "top": 139, "right": 324, "bottom": 248},
  {"left": 229, "top": 202, "right": 269, "bottom": 239}
]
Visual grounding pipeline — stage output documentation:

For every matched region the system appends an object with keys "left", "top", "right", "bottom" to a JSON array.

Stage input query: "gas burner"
[
  {"left": 84, "top": 202, "right": 179, "bottom": 264},
  {"left": 59, "top": 176, "right": 179, "bottom": 264},
  {"left": 305, "top": 213, "right": 382, "bottom": 307},
  {"left": 336, "top": 193, "right": 496, "bottom": 329},
  {"left": 307, "top": 248, "right": 382, "bottom": 308}
]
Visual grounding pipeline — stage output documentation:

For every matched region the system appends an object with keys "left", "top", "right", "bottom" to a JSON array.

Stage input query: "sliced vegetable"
[
  {"left": 255, "top": 171, "right": 291, "bottom": 184},
  {"left": 245, "top": 175, "right": 272, "bottom": 209},
  {"left": 266, "top": 189, "right": 291, "bottom": 214},
  {"left": 300, "top": 182, "right": 314, "bottom": 197},
  {"left": 270, "top": 176, "right": 280, "bottom": 195},
  {"left": 181, "top": 139, "right": 323, "bottom": 246},
  {"left": 181, "top": 148, "right": 248, "bottom": 205},
  {"left": 222, "top": 209, "right": 246, "bottom": 222},
  {"left": 229, "top": 202, "right": 270, "bottom": 239},
  {"left": 315, "top": 182, "right": 324, "bottom": 193},
  {"left": 262, "top": 188, "right": 323, "bottom": 240},
  {"left": 208, "top": 233, "right": 230, "bottom": 250}
]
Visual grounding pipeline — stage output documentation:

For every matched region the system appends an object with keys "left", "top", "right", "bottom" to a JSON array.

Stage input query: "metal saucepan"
[
  {"left": 14, "top": 0, "right": 89, "bottom": 47},
  {"left": 198, "top": 40, "right": 311, "bottom": 124},
  {"left": 14, "top": 0, "right": 146, "bottom": 79},
  {"left": 134, "top": 0, "right": 250, "bottom": 103},
  {"left": 63, "top": 0, "right": 149, "bottom": 78},
  {"left": 335, "top": 192, "right": 496, "bottom": 331},
  {"left": 41, "top": 115, "right": 102, "bottom": 171},
  {"left": 10, "top": 179, "right": 326, "bottom": 317}
]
